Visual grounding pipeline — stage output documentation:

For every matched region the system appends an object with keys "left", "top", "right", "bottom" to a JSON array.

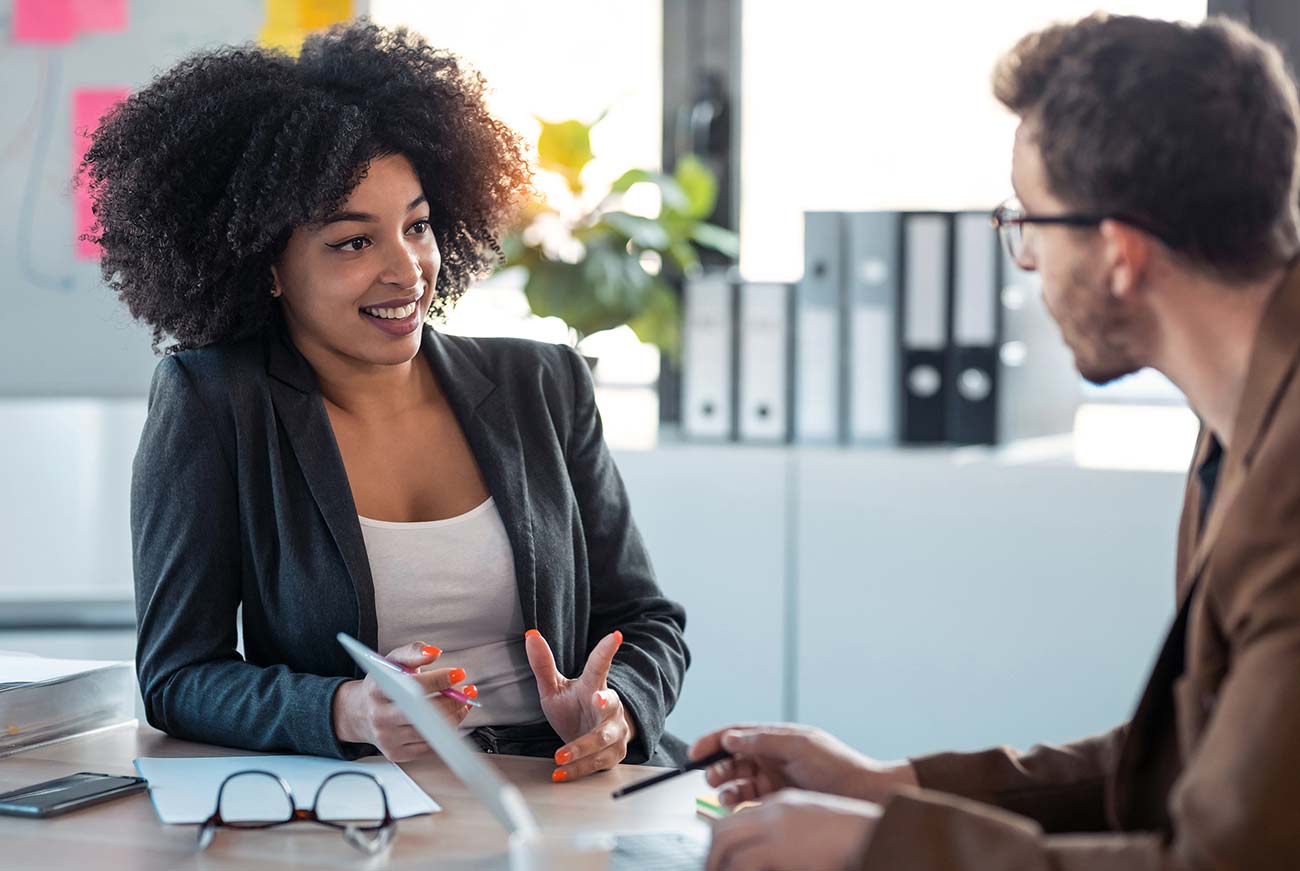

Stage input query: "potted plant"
[{"left": 500, "top": 113, "right": 739, "bottom": 363}]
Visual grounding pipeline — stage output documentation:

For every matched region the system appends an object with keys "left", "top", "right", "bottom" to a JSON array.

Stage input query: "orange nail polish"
[
  {"left": 421, "top": 645, "right": 442, "bottom": 658},
  {"left": 525, "top": 629, "right": 541, "bottom": 640},
  {"left": 462, "top": 684, "right": 479, "bottom": 699},
  {"left": 448, "top": 667, "right": 466, "bottom": 684},
  {"left": 597, "top": 693, "right": 608, "bottom": 709},
  {"left": 555, "top": 748, "right": 573, "bottom": 765},
  {"left": 552, "top": 769, "right": 568, "bottom": 782},
  {"left": 614, "top": 630, "right": 623, "bottom": 645}
]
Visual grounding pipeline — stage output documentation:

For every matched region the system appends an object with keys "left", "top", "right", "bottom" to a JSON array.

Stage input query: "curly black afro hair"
[{"left": 82, "top": 20, "right": 533, "bottom": 352}]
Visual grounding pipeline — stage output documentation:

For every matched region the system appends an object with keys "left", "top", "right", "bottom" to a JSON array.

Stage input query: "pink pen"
[
  {"left": 366, "top": 649, "right": 483, "bottom": 708},
  {"left": 436, "top": 686, "right": 482, "bottom": 707}
]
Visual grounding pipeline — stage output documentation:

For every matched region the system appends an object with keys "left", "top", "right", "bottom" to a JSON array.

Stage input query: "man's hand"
[
  {"left": 707, "top": 789, "right": 882, "bottom": 871},
  {"left": 690, "top": 723, "right": 917, "bottom": 806},
  {"left": 525, "top": 629, "right": 636, "bottom": 782}
]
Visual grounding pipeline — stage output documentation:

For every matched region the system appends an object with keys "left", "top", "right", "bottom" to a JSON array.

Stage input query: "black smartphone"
[{"left": 0, "top": 772, "right": 148, "bottom": 818}]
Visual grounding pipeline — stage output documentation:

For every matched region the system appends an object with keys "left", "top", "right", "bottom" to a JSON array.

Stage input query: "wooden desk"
[{"left": 0, "top": 724, "right": 709, "bottom": 869}]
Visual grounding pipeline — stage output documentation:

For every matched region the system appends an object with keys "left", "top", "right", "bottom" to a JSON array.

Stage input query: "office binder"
[
  {"left": 844, "top": 212, "right": 901, "bottom": 444},
  {"left": 899, "top": 212, "right": 952, "bottom": 443},
  {"left": 947, "top": 212, "right": 1001, "bottom": 445},
  {"left": 795, "top": 212, "right": 845, "bottom": 444},
  {"left": 681, "top": 271, "right": 735, "bottom": 440},
  {"left": 737, "top": 282, "right": 792, "bottom": 442}
]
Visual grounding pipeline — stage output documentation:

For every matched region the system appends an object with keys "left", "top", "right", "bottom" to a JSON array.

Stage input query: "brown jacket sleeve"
[
  {"left": 909, "top": 725, "right": 1127, "bottom": 832},
  {"left": 861, "top": 787, "right": 1171, "bottom": 871}
]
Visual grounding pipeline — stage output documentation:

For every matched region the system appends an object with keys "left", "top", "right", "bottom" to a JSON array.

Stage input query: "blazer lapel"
[
  {"left": 265, "top": 327, "right": 379, "bottom": 651},
  {"left": 1173, "top": 428, "right": 1211, "bottom": 604},
  {"left": 420, "top": 328, "right": 539, "bottom": 633}
]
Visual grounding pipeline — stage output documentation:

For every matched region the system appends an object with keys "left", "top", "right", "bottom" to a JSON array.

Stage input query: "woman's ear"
[{"left": 270, "top": 264, "right": 283, "bottom": 298}]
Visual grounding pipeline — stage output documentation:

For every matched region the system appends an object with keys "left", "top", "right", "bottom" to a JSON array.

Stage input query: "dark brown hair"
[{"left": 994, "top": 13, "right": 1300, "bottom": 279}]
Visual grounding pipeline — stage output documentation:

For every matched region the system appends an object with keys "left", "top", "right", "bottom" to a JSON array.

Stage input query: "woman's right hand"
[
  {"left": 689, "top": 723, "right": 917, "bottom": 807},
  {"left": 331, "top": 642, "right": 475, "bottom": 762}
]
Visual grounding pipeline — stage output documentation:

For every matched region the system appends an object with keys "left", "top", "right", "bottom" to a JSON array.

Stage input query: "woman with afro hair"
[{"left": 86, "top": 21, "right": 689, "bottom": 776}]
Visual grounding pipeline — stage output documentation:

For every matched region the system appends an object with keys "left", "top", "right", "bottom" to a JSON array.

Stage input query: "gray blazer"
[{"left": 131, "top": 322, "right": 689, "bottom": 763}]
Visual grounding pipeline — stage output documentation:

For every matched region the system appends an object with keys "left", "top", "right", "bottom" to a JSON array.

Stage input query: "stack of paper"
[{"left": 0, "top": 653, "right": 135, "bottom": 757}]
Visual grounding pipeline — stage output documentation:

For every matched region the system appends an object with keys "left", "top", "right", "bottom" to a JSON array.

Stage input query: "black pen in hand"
[{"left": 610, "top": 749, "right": 733, "bottom": 799}]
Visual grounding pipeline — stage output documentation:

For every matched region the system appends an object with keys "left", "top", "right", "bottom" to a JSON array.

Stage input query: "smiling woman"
[
  {"left": 272, "top": 157, "right": 440, "bottom": 366},
  {"left": 82, "top": 20, "right": 690, "bottom": 777}
]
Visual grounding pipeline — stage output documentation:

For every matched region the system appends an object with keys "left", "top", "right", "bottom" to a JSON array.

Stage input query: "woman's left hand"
[{"left": 524, "top": 629, "right": 636, "bottom": 782}]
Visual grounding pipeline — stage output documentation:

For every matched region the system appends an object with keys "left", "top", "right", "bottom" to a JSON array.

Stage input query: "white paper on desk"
[
  {"left": 0, "top": 652, "right": 128, "bottom": 688},
  {"left": 134, "top": 755, "right": 441, "bottom": 824}
]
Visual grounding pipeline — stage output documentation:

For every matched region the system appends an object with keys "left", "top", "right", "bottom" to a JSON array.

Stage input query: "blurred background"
[{"left": 1, "top": 0, "right": 1290, "bottom": 758}]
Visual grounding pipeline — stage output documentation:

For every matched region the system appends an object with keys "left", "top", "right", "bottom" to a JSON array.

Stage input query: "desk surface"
[{"left": 0, "top": 724, "right": 708, "bottom": 869}]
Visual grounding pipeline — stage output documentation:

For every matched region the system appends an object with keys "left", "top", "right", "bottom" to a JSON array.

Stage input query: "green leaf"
[
  {"left": 601, "top": 211, "right": 671, "bottom": 249},
  {"left": 610, "top": 168, "right": 657, "bottom": 193},
  {"left": 536, "top": 117, "right": 595, "bottom": 192},
  {"left": 672, "top": 154, "right": 718, "bottom": 220},
  {"left": 521, "top": 259, "right": 578, "bottom": 321},
  {"left": 690, "top": 222, "right": 740, "bottom": 258},
  {"left": 666, "top": 240, "right": 700, "bottom": 275},
  {"left": 653, "top": 176, "right": 691, "bottom": 214},
  {"left": 583, "top": 239, "right": 652, "bottom": 308},
  {"left": 657, "top": 213, "right": 696, "bottom": 246},
  {"left": 609, "top": 169, "right": 691, "bottom": 214},
  {"left": 627, "top": 282, "right": 682, "bottom": 361},
  {"left": 520, "top": 242, "right": 654, "bottom": 339}
]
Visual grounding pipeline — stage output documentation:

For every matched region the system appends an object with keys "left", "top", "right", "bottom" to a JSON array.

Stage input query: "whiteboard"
[{"left": 0, "top": 0, "right": 334, "bottom": 396}]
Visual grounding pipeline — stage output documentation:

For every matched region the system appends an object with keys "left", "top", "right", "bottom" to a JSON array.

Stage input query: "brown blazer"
[{"left": 860, "top": 261, "right": 1300, "bottom": 870}]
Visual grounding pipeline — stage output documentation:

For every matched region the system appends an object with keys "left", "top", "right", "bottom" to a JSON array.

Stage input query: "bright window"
[{"left": 739, "top": 0, "right": 1209, "bottom": 282}]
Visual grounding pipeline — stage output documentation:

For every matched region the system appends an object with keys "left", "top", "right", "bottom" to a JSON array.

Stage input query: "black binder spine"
[
  {"left": 947, "top": 212, "right": 1002, "bottom": 445},
  {"left": 899, "top": 212, "right": 952, "bottom": 444}
]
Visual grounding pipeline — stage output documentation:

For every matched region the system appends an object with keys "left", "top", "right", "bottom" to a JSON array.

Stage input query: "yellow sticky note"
[
  {"left": 258, "top": 25, "right": 307, "bottom": 55},
  {"left": 259, "top": 0, "right": 352, "bottom": 55},
  {"left": 299, "top": 0, "right": 352, "bottom": 31},
  {"left": 262, "top": 0, "right": 299, "bottom": 30}
]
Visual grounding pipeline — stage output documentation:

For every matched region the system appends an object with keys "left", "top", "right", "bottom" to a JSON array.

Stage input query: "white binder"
[
  {"left": 795, "top": 212, "right": 844, "bottom": 444},
  {"left": 738, "top": 282, "right": 791, "bottom": 442},
  {"left": 682, "top": 272, "right": 735, "bottom": 440},
  {"left": 845, "top": 212, "right": 900, "bottom": 444}
]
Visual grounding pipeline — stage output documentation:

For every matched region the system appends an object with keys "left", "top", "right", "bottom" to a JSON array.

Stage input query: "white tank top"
[{"left": 359, "top": 497, "right": 545, "bottom": 732}]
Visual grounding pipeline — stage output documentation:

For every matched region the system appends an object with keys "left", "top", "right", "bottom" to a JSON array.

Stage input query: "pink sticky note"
[
  {"left": 73, "top": 88, "right": 131, "bottom": 260},
  {"left": 13, "top": 0, "right": 79, "bottom": 44},
  {"left": 74, "top": 0, "right": 129, "bottom": 33}
]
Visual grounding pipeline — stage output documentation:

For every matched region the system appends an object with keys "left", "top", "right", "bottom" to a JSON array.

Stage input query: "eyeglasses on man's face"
[
  {"left": 197, "top": 769, "right": 397, "bottom": 855},
  {"left": 990, "top": 196, "right": 1173, "bottom": 270}
]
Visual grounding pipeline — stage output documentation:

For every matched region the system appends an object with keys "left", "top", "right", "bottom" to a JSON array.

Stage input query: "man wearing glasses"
[{"left": 695, "top": 13, "right": 1300, "bottom": 871}]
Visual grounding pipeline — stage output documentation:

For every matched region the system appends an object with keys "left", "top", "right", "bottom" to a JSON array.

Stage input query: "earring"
[{"left": 270, "top": 287, "right": 281, "bottom": 298}]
